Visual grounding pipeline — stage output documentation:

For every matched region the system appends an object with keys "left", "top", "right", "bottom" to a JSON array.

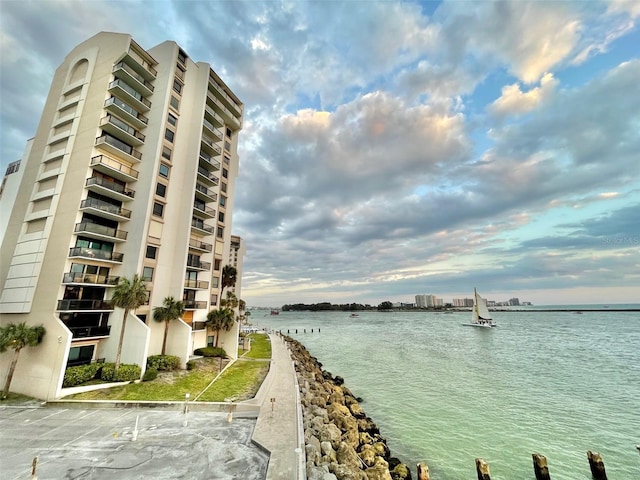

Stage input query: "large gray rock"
[
  {"left": 320, "top": 422, "right": 343, "bottom": 448},
  {"left": 364, "top": 464, "right": 393, "bottom": 480},
  {"left": 321, "top": 441, "right": 337, "bottom": 463},
  {"left": 330, "top": 463, "right": 368, "bottom": 480}
]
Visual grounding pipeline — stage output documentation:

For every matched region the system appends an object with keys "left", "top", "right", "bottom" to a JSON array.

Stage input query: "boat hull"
[{"left": 461, "top": 323, "right": 497, "bottom": 328}]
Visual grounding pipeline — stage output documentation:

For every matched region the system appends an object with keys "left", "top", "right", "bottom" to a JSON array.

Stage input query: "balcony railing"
[
  {"left": 113, "top": 61, "right": 154, "bottom": 92},
  {"left": 197, "top": 167, "right": 219, "bottom": 185},
  {"left": 193, "top": 204, "right": 216, "bottom": 217},
  {"left": 80, "top": 198, "right": 131, "bottom": 219},
  {"left": 100, "top": 115, "right": 145, "bottom": 143},
  {"left": 186, "top": 259, "right": 211, "bottom": 270},
  {"left": 201, "top": 136, "right": 222, "bottom": 154},
  {"left": 75, "top": 222, "right": 128, "bottom": 240},
  {"left": 90, "top": 155, "right": 139, "bottom": 180},
  {"left": 86, "top": 176, "right": 135, "bottom": 198},
  {"left": 68, "top": 325, "right": 111, "bottom": 339},
  {"left": 208, "top": 76, "right": 243, "bottom": 115},
  {"left": 195, "top": 183, "right": 217, "bottom": 202},
  {"left": 191, "top": 219, "right": 215, "bottom": 234},
  {"left": 57, "top": 299, "right": 114, "bottom": 311},
  {"left": 104, "top": 97, "right": 148, "bottom": 126},
  {"left": 184, "top": 279, "right": 209, "bottom": 289},
  {"left": 184, "top": 300, "right": 207, "bottom": 310},
  {"left": 108, "top": 79, "right": 151, "bottom": 108},
  {"left": 191, "top": 321, "right": 207, "bottom": 331},
  {"left": 63, "top": 272, "right": 120, "bottom": 285},
  {"left": 95, "top": 134, "right": 142, "bottom": 160},
  {"left": 126, "top": 47, "right": 157, "bottom": 78},
  {"left": 189, "top": 237, "right": 213, "bottom": 252},
  {"left": 69, "top": 247, "right": 123, "bottom": 263}
]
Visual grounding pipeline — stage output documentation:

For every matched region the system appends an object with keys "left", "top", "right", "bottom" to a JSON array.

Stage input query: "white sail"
[{"left": 473, "top": 288, "right": 493, "bottom": 322}]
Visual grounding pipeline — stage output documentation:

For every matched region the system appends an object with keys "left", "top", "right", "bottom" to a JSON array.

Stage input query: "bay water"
[{"left": 258, "top": 307, "right": 640, "bottom": 479}]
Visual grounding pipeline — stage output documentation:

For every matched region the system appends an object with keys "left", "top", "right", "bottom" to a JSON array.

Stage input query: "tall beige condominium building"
[
  {"left": 0, "top": 32, "right": 243, "bottom": 400},
  {"left": 228, "top": 235, "right": 246, "bottom": 299}
]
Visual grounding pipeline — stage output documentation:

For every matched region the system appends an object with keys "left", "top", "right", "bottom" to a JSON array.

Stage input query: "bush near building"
[
  {"left": 193, "top": 347, "right": 227, "bottom": 358},
  {"left": 146, "top": 355, "right": 180, "bottom": 371}
]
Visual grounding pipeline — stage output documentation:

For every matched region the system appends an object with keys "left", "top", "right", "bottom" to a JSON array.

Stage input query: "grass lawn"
[{"left": 68, "top": 333, "right": 272, "bottom": 402}]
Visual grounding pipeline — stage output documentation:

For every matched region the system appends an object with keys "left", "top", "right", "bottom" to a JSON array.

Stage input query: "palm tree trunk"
[
  {"left": 214, "top": 331, "right": 219, "bottom": 348},
  {"left": 114, "top": 308, "right": 130, "bottom": 370},
  {"left": 2, "top": 348, "right": 21, "bottom": 399},
  {"left": 162, "top": 320, "right": 169, "bottom": 355}
]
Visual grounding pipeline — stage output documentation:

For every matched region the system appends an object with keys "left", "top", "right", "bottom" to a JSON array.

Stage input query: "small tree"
[
  {"left": 152, "top": 296, "right": 185, "bottom": 355},
  {"left": 111, "top": 274, "right": 147, "bottom": 370},
  {"left": 206, "top": 308, "right": 235, "bottom": 347},
  {"left": 220, "top": 265, "right": 237, "bottom": 295},
  {"left": 0, "top": 322, "right": 46, "bottom": 399}
]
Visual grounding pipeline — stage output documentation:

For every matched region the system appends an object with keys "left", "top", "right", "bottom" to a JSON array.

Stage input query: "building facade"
[{"left": 0, "top": 32, "right": 244, "bottom": 400}]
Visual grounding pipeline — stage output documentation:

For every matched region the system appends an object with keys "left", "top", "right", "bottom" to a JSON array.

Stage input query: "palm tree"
[
  {"left": 111, "top": 274, "right": 147, "bottom": 370},
  {"left": 0, "top": 322, "right": 46, "bottom": 399},
  {"left": 220, "top": 265, "right": 237, "bottom": 295},
  {"left": 152, "top": 296, "right": 185, "bottom": 355},
  {"left": 206, "top": 307, "right": 235, "bottom": 347}
]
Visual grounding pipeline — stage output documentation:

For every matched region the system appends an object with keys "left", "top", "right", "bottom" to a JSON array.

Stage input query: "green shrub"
[
  {"left": 100, "top": 363, "right": 141, "bottom": 382},
  {"left": 146, "top": 355, "right": 180, "bottom": 371},
  {"left": 142, "top": 367, "right": 158, "bottom": 381},
  {"left": 193, "top": 347, "right": 227, "bottom": 358},
  {"left": 186, "top": 360, "right": 196, "bottom": 370},
  {"left": 63, "top": 363, "right": 102, "bottom": 388}
]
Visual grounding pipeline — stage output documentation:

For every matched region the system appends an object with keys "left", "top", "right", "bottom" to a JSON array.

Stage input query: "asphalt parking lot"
[{"left": 0, "top": 406, "right": 268, "bottom": 480}]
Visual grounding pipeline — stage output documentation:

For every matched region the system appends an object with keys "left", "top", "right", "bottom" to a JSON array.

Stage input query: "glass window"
[
  {"left": 146, "top": 246, "right": 157, "bottom": 259},
  {"left": 156, "top": 183, "right": 167, "bottom": 197},
  {"left": 165, "top": 129, "right": 175, "bottom": 143},
  {"left": 168, "top": 113, "right": 178, "bottom": 126},
  {"left": 219, "top": 196, "right": 226, "bottom": 207},
  {"left": 159, "top": 164, "right": 170, "bottom": 178},
  {"left": 222, "top": 168, "right": 228, "bottom": 179},
  {"left": 153, "top": 202, "right": 164, "bottom": 217},
  {"left": 221, "top": 182, "right": 227, "bottom": 193},
  {"left": 207, "top": 335, "right": 214, "bottom": 347},
  {"left": 173, "top": 79, "right": 183, "bottom": 94},
  {"left": 218, "top": 211, "right": 224, "bottom": 223},
  {"left": 217, "top": 226, "right": 223, "bottom": 238},
  {"left": 226, "top": 127, "right": 232, "bottom": 137},
  {"left": 142, "top": 266, "right": 154, "bottom": 281},
  {"left": 162, "top": 146, "right": 172, "bottom": 160},
  {"left": 214, "top": 259, "right": 221, "bottom": 270},
  {"left": 170, "top": 96, "right": 180, "bottom": 110},
  {"left": 224, "top": 141, "right": 231, "bottom": 151}
]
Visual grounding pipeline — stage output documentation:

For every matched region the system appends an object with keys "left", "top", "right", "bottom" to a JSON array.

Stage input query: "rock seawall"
[{"left": 285, "top": 336, "right": 412, "bottom": 480}]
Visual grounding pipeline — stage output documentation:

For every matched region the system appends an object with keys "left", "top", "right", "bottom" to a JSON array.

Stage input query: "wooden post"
[
  {"left": 417, "top": 462, "right": 430, "bottom": 480},
  {"left": 532, "top": 453, "right": 550, "bottom": 480},
  {"left": 31, "top": 456, "right": 38, "bottom": 479},
  {"left": 587, "top": 451, "right": 607, "bottom": 480},
  {"left": 475, "top": 458, "right": 491, "bottom": 480}
]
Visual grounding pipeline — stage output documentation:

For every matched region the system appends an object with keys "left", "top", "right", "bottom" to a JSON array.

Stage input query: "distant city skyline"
[{"left": 2, "top": 1, "right": 639, "bottom": 307}]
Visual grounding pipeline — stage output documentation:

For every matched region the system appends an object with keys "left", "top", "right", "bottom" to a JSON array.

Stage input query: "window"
[
  {"left": 214, "top": 259, "right": 221, "bottom": 271},
  {"left": 168, "top": 113, "right": 177, "bottom": 126},
  {"left": 156, "top": 183, "right": 167, "bottom": 197},
  {"left": 165, "top": 129, "right": 175, "bottom": 143},
  {"left": 212, "top": 277, "right": 219, "bottom": 288},
  {"left": 219, "top": 196, "right": 226, "bottom": 207},
  {"left": 222, "top": 168, "right": 228, "bottom": 179},
  {"left": 207, "top": 336, "right": 214, "bottom": 347},
  {"left": 223, "top": 155, "right": 230, "bottom": 165},
  {"left": 210, "top": 294, "right": 218, "bottom": 305},
  {"left": 142, "top": 266, "right": 154, "bottom": 281},
  {"left": 162, "top": 146, "right": 172, "bottom": 161},
  {"left": 146, "top": 246, "right": 157, "bottom": 259},
  {"left": 224, "top": 141, "right": 231, "bottom": 151},
  {"left": 170, "top": 95, "right": 180, "bottom": 110},
  {"left": 159, "top": 164, "right": 170, "bottom": 178},
  {"left": 173, "top": 79, "right": 183, "bottom": 94},
  {"left": 218, "top": 211, "right": 224, "bottom": 223},
  {"left": 221, "top": 182, "right": 227, "bottom": 193},
  {"left": 226, "top": 127, "right": 232, "bottom": 137},
  {"left": 178, "top": 50, "right": 187, "bottom": 65},
  {"left": 153, "top": 202, "right": 164, "bottom": 217},
  {"left": 217, "top": 226, "right": 224, "bottom": 239}
]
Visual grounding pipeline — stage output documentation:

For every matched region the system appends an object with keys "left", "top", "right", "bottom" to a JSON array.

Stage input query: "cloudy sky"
[{"left": 2, "top": 0, "right": 639, "bottom": 307}]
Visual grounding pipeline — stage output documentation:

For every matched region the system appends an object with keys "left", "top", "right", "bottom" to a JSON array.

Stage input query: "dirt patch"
[{"left": 155, "top": 357, "right": 229, "bottom": 385}]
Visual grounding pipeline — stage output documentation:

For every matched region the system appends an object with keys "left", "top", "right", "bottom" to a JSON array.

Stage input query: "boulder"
[
  {"left": 336, "top": 441, "right": 363, "bottom": 471},
  {"left": 330, "top": 463, "right": 368, "bottom": 480},
  {"left": 364, "top": 464, "right": 393, "bottom": 480},
  {"left": 321, "top": 440, "right": 337, "bottom": 463}
]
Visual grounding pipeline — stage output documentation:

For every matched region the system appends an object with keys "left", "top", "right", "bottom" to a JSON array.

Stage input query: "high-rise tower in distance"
[{"left": 0, "top": 32, "right": 244, "bottom": 400}]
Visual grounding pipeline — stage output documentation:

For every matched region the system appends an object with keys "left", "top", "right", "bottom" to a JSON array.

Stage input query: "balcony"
[
  {"left": 199, "top": 152, "right": 220, "bottom": 171},
  {"left": 208, "top": 77, "right": 242, "bottom": 117},
  {"left": 195, "top": 183, "right": 217, "bottom": 203},
  {"left": 189, "top": 237, "right": 213, "bottom": 252},
  {"left": 201, "top": 134, "right": 222, "bottom": 155},
  {"left": 80, "top": 198, "right": 131, "bottom": 222},
  {"left": 90, "top": 155, "right": 139, "bottom": 182},
  {"left": 191, "top": 219, "right": 215, "bottom": 235},
  {"left": 68, "top": 325, "right": 111, "bottom": 340},
  {"left": 197, "top": 167, "right": 219, "bottom": 186},
  {"left": 207, "top": 90, "right": 241, "bottom": 130},
  {"left": 104, "top": 97, "right": 148, "bottom": 130},
  {"left": 100, "top": 115, "right": 145, "bottom": 146},
  {"left": 95, "top": 134, "right": 142, "bottom": 163},
  {"left": 86, "top": 176, "right": 135, "bottom": 201},
  {"left": 202, "top": 120, "right": 224, "bottom": 141},
  {"left": 123, "top": 47, "right": 157, "bottom": 80},
  {"left": 57, "top": 299, "right": 114, "bottom": 311},
  {"left": 113, "top": 61, "right": 154, "bottom": 96},
  {"left": 108, "top": 79, "right": 151, "bottom": 112},
  {"left": 186, "top": 258, "right": 211, "bottom": 271},
  {"left": 75, "top": 222, "right": 128, "bottom": 242},
  {"left": 69, "top": 247, "right": 124, "bottom": 263},
  {"left": 184, "top": 300, "right": 207, "bottom": 310},
  {"left": 191, "top": 321, "right": 207, "bottom": 331},
  {"left": 62, "top": 272, "right": 120, "bottom": 286},
  {"left": 184, "top": 279, "right": 210, "bottom": 289},
  {"left": 193, "top": 204, "right": 215, "bottom": 219},
  {"left": 204, "top": 105, "right": 224, "bottom": 128}
]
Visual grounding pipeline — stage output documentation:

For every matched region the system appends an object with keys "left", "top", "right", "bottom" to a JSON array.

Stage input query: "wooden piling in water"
[
  {"left": 532, "top": 453, "right": 550, "bottom": 480},
  {"left": 587, "top": 451, "right": 607, "bottom": 480},
  {"left": 417, "top": 462, "right": 430, "bottom": 480},
  {"left": 475, "top": 458, "right": 491, "bottom": 480}
]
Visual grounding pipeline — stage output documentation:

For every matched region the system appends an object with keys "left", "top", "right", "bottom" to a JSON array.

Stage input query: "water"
[{"left": 257, "top": 308, "right": 640, "bottom": 480}]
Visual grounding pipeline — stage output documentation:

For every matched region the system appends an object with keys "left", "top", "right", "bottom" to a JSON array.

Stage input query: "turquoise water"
[{"left": 258, "top": 309, "right": 640, "bottom": 480}]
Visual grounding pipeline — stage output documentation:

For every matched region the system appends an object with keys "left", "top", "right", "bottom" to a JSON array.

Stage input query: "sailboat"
[{"left": 462, "top": 288, "right": 497, "bottom": 328}]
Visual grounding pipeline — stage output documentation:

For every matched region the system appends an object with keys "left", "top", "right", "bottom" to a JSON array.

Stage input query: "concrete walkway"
[{"left": 246, "top": 333, "right": 304, "bottom": 479}]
